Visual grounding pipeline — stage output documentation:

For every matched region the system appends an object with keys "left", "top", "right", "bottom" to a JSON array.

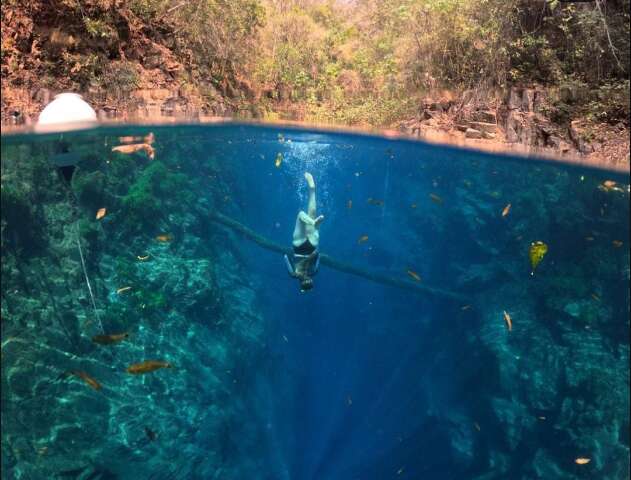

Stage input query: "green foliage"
[
  {"left": 83, "top": 17, "right": 116, "bottom": 39},
  {"left": 307, "top": 96, "right": 416, "bottom": 126},
  {"left": 120, "top": 160, "right": 191, "bottom": 233},
  {"left": 251, "top": 0, "right": 629, "bottom": 125},
  {"left": 132, "top": 289, "right": 168, "bottom": 312},
  {"left": 129, "top": 0, "right": 169, "bottom": 21},
  {"left": 121, "top": 162, "right": 166, "bottom": 232},
  {"left": 168, "top": 0, "right": 265, "bottom": 85},
  {"left": 113, "top": 256, "right": 168, "bottom": 313},
  {"left": 586, "top": 81, "right": 630, "bottom": 124},
  {"left": 101, "top": 62, "right": 140, "bottom": 94},
  {"left": 2, "top": 0, "right": 628, "bottom": 126},
  {"left": 115, "top": 257, "right": 167, "bottom": 313}
]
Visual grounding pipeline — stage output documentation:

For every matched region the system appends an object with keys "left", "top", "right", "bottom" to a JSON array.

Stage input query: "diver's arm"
[
  {"left": 299, "top": 211, "right": 316, "bottom": 226},
  {"left": 299, "top": 211, "right": 324, "bottom": 227},
  {"left": 284, "top": 254, "right": 297, "bottom": 277}
]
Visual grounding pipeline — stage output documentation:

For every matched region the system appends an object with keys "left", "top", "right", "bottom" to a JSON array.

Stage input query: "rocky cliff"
[{"left": 399, "top": 86, "right": 630, "bottom": 171}]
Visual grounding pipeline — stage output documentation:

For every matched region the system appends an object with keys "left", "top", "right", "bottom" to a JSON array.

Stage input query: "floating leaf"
[{"left": 529, "top": 241, "right": 548, "bottom": 275}]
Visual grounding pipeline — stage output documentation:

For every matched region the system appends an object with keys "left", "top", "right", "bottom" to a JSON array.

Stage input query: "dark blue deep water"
[{"left": 1, "top": 124, "right": 629, "bottom": 480}]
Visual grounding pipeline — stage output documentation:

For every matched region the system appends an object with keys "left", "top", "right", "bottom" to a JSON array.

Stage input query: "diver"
[{"left": 284, "top": 172, "right": 324, "bottom": 292}]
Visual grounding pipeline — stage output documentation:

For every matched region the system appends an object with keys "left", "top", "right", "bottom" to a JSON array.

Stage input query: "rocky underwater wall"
[
  {"left": 393, "top": 153, "right": 630, "bottom": 479},
  {"left": 1, "top": 130, "right": 268, "bottom": 479}
]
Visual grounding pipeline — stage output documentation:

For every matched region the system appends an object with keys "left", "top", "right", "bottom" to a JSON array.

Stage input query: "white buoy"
[
  {"left": 36, "top": 93, "right": 105, "bottom": 333},
  {"left": 36, "top": 92, "right": 97, "bottom": 132}
]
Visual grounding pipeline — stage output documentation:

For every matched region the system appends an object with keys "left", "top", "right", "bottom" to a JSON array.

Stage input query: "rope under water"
[{"left": 74, "top": 223, "right": 104, "bottom": 334}]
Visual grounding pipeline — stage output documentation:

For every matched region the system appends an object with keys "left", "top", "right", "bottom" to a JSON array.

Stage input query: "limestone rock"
[
  {"left": 470, "top": 110, "right": 496, "bottom": 123},
  {"left": 465, "top": 128, "right": 482, "bottom": 139},
  {"left": 521, "top": 88, "right": 535, "bottom": 112},
  {"left": 469, "top": 121, "right": 497, "bottom": 134},
  {"left": 569, "top": 120, "right": 594, "bottom": 154},
  {"left": 508, "top": 87, "right": 522, "bottom": 110}
]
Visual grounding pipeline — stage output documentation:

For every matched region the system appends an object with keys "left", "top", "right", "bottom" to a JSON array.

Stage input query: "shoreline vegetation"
[{"left": 1, "top": 0, "right": 629, "bottom": 167}]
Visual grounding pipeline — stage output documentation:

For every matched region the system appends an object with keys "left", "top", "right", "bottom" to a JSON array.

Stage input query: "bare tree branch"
[{"left": 594, "top": 0, "right": 625, "bottom": 72}]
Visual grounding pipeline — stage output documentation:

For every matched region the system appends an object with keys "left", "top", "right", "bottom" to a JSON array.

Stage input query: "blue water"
[{"left": 1, "top": 124, "right": 629, "bottom": 479}]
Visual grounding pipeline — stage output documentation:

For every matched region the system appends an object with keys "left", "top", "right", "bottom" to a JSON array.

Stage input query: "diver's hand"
[{"left": 315, "top": 215, "right": 324, "bottom": 226}]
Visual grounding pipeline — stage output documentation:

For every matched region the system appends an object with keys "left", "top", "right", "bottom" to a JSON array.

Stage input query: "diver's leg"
[
  {"left": 305, "top": 172, "right": 316, "bottom": 218},
  {"left": 292, "top": 212, "right": 307, "bottom": 246}
]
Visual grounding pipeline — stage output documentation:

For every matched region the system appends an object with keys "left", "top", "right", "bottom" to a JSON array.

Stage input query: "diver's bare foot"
[{"left": 304, "top": 172, "right": 315, "bottom": 189}]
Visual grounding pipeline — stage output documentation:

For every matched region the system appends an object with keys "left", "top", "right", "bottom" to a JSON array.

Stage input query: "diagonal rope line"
[{"left": 75, "top": 222, "right": 104, "bottom": 334}]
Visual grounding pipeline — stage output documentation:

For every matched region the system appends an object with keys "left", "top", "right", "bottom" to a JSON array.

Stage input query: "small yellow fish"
[
  {"left": 275, "top": 153, "right": 283, "bottom": 168},
  {"left": 411, "top": 203, "right": 417, "bottom": 209},
  {"left": 574, "top": 458, "right": 591, "bottom": 465},
  {"left": 358, "top": 235, "right": 369, "bottom": 244},
  {"left": 116, "top": 286, "right": 132, "bottom": 294},
  {"left": 126, "top": 360, "right": 173, "bottom": 375},
  {"left": 155, "top": 234, "right": 173, "bottom": 242},
  {"left": 529, "top": 241, "right": 548, "bottom": 275},
  {"left": 137, "top": 254, "right": 150, "bottom": 261},
  {"left": 501, "top": 203, "right": 511, "bottom": 217},
  {"left": 612, "top": 240, "right": 623, "bottom": 248},
  {"left": 429, "top": 193, "right": 443, "bottom": 204},
  {"left": 503, "top": 310, "right": 512, "bottom": 331},
  {"left": 407, "top": 270, "right": 422, "bottom": 282},
  {"left": 95, "top": 208, "right": 107, "bottom": 220},
  {"left": 585, "top": 236, "right": 595, "bottom": 241}
]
